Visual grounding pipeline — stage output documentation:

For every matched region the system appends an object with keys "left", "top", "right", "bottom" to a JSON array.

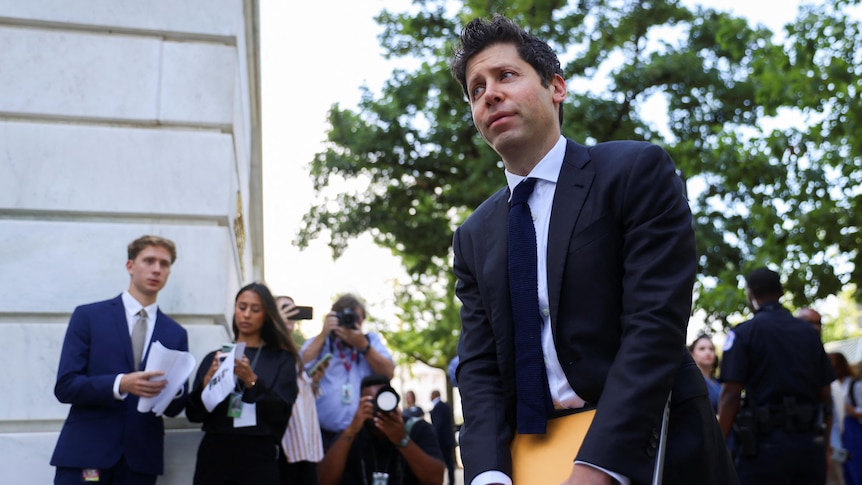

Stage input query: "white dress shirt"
[{"left": 112, "top": 291, "right": 159, "bottom": 399}]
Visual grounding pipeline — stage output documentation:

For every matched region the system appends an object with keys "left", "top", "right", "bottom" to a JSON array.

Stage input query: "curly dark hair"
[{"left": 451, "top": 14, "right": 564, "bottom": 125}]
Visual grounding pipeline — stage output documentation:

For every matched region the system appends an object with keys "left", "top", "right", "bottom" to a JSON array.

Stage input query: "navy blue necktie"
[{"left": 508, "top": 177, "right": 551, "bottom": 434}]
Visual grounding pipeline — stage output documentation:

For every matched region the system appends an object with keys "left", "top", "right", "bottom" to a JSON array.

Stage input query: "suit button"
[
  {"left": 651, "top": 428, "right": 659, "bottom": 439},
  {"left": 646, "top": 447, "right": 655, "bottom": 457}
]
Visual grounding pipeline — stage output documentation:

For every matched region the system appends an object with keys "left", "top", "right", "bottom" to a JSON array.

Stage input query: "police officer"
[{"left": 718, "top": 267, "right": 835, "bottom": 484}]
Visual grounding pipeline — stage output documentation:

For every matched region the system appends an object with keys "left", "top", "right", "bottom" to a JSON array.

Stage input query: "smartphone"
[
  {"left": 308, "top": 353, "right": 333, "bottom": 376},
  {"left": 294, "top": 306, "right": 314, "bottom": 320},
  {"left": 218, "top": 343, "right": 235, "bottom": 361}
]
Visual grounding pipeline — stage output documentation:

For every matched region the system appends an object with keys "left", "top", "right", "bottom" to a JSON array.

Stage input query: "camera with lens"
[
  {"left": 336, "top": 307, "right": 360, "bottom": 328},
  {"left": 373, "top": 386, "right": 400, "bottom": 415}
]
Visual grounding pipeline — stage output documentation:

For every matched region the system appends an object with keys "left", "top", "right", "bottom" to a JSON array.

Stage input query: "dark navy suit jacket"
[
  {"left": 430, "top": 399, "right": 455, "bottom": 449},
  {"left": 453, "top": 139, "right": 736, "bottom": 485},
  {"left": 51, "top": 294, "right": 189, "bottom": 475}
]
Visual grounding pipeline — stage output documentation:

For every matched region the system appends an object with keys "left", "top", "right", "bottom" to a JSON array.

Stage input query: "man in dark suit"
[
  {"left": 449, "top": 15, "right": 737, "bottom": 485},
  {"left": 51, "top": 235, "right": 189, "bottom": 485},
  {"left": 430, "top": 390, "right": 456, "bottom": 485}
]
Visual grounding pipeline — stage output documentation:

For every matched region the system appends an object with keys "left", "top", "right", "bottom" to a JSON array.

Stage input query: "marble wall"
[{"left": 0, "top": 1, "right": 262, "bottom": 482}]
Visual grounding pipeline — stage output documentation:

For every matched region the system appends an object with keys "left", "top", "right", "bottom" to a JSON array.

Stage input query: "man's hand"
[
  {"left": 320, "top": 312, "right": 341, "bottom": 339},
  {"left": 333, "top": 322, "right": 367, "bottom": 350},
  {"left": 560, "top": 464, "right": 613, "bottom": 485},
  {"left": 375, "top": 406, "right": 407, "bottom": 444},
  {"left": 346, "top": 395, "right": 376, "bottom": 434},
  {"left": 119, "top": 370, "right": 167, "bottom": 397}
]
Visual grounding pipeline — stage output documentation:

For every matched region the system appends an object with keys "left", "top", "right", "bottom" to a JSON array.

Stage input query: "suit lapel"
[
  {"left": 110, "top": 295, "right": 136, "bottom": 370},
  {"left": 547, "top": 140, "right": 594, "bottom": 329},
  {"left": 483, "top": 189, "right": 514, "bottom": 327}
]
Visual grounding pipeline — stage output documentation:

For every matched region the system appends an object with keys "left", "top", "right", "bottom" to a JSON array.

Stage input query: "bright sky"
[{"left": 259, "top": 0, "right": 803, "bottom": 340}]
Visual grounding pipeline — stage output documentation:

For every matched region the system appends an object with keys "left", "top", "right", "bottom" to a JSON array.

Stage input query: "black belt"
[{"left": 550, "top": 403, "right": 596, "bottom": 419}]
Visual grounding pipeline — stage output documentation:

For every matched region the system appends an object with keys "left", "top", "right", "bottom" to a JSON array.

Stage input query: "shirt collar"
[
  {"left": 122, "top": 290, "right": 159, "bottom": 320},
  {"left": 504, "top": 135, "right": 566, "bottom": 200}
]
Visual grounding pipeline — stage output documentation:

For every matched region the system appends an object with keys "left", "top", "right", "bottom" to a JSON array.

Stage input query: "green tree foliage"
[
  {"left": 296, "top": 0, "right": 862, "bottom": 373},
  {"left": 820, "top": 285, "right": 862, "bottom": 343}
]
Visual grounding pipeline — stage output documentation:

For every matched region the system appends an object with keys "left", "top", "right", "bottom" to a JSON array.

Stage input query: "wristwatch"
[
  {"left": 398, "top": 434, "right": 411, "bottom": 448},
  {"left": 358, "top": 342, "right": 371, "bottom": 355}
]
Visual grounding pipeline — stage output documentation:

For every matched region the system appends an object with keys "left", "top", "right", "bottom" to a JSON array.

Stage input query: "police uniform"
[{"left": 720, "top": 302, "right": 835, "bottom": 484}]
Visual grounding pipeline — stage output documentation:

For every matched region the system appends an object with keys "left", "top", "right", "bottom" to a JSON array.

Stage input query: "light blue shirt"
[{"left": 300, "top": 332, "right": 394, "bottom": 432}]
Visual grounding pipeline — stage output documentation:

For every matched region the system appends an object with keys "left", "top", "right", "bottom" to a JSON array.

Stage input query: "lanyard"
[{"left": 336, "top": 340, "right": 358, "bottom": 372}]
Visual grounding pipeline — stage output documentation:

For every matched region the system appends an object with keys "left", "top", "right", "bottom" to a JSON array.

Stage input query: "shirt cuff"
[
  {"left": 574, "top": 460, "right": 630, "bottom": 485},
  {"left": 470, "top": 470, "right": 512, "bottom": 485},
  {"left": 113, "top": 374, "right": 128, "bottom": 400},
  {"left": 468, "top": 463, "right": 628, "bottom": 485}
]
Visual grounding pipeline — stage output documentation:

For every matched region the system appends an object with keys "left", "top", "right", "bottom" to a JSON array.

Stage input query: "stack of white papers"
[
  {"left": 137, "top": 341, "right": 197, "bottom": 416},
  {"left": 201, "top": 343, "right": 246, "bottom": 412}
]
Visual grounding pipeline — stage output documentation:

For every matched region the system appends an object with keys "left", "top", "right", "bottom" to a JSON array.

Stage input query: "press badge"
[
  {"left": 233, "top": 402, "right": 257, "bottom": 428},
  {"left": 341, "top": 383, "right": 353, "bottom": 404},
  {"left": 372, "top": 472, "right": 389, "bottom": 485},
  {"left": 227, "top": 392, "right": 243, "bottom": 418}
]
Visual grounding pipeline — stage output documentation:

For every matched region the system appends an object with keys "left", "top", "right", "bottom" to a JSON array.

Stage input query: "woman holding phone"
[
  {"left": 276, "top": 295, "right": 312, "bottom": 346},
  {"left": 276, "top": 295, "right": 331, "bottom": 485},
  {"left": 187, "top": 282, "right": 299, "bottom": 484}
]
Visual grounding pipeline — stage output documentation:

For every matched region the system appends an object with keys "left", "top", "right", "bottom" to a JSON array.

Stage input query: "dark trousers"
[
  {"left": 279, "top": 460, "right": 317, "bottom": 485},
  {"left": 277, "top": 447, "right": 318, "bottom": 485},
  {"left": 845, "top": 415, "right": 862, "bottom": 485},
  {"left": 320, "top": 428, "right": 341, "bottom": 453},
  {"left": 735, "top": 429, "right": 826, "bottom": 485},
  {"left": 55, "top": 456, "right": 156, "bottom": 485},
  {"left": 440, "top": 445, "right": 455, "bottom": 485},
  {"left": 193, "top": 433, "right": 280, "bottom": 485}
]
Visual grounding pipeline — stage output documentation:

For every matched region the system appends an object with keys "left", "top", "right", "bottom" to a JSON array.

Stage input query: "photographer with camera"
[
  {"left": 300, "top": 294, "right": 396, "bottom": 450},
  {"left": 318, "top": 374, "right": 445, "bottom": 485}
]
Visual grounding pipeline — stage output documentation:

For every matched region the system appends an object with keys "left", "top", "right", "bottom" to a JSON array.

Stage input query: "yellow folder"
[{"left": 510, "top": 409, "right": 596, "bottom": 485}]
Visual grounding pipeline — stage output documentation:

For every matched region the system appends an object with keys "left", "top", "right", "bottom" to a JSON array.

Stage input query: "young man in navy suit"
[
  {"left": 450, "top": 15, "right": 737, "bottom": 485},
  {"left": 51, "top": 235, "right": 189, "bottom": 484}
]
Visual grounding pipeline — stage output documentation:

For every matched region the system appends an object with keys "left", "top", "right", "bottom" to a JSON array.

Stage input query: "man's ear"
[{"left": 551, "top": 73, "right": 567, "bottom": 104}]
